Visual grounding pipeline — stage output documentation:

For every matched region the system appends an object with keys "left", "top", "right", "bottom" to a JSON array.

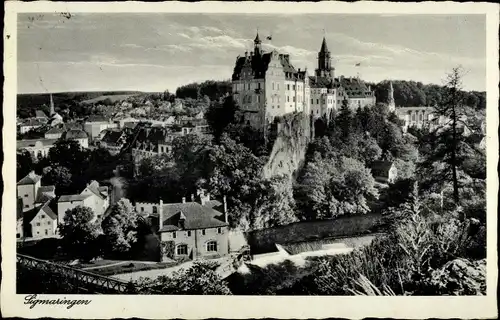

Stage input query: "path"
[{"left": 81, "top": 261, "right": 128, "bottom": 271}]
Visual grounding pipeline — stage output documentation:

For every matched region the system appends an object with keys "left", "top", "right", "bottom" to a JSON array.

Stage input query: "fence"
[{"left": 17, "top": 254, "right": 133, "bottom": 294}]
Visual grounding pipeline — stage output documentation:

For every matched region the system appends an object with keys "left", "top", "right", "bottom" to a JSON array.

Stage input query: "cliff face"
[{"left": 263, "top": 112, "right": 313, "bottom": 179}]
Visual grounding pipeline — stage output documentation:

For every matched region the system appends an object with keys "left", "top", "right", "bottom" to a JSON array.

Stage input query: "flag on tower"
[
  {"left": 266, "top": 35, "right": 272, "bottom": 40},
  {"left": 355, "top": 62, "right": 361, "bottom": 67}
]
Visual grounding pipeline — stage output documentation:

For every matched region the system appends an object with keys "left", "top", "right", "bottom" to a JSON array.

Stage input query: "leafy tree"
[
  {"left": 47, "top": 139, "right": 89, "bottom": 175},
  {"left": 136, "top": 261, "right": 231, "bottom": 294},
  {"left": 58, "top": 206, "right": 101, "bottom": 261},
  {"left": 17, "top": 150, "right": 34, "bottom": 180},
  {"left": 206, "top": 96, "right": 239, "bottom": 141},
  {"left": 101, "top": 198, "right": 139, "bottom": 256},
  {"left": 42, "top": 165, "right": 73, "bottom": 195}
]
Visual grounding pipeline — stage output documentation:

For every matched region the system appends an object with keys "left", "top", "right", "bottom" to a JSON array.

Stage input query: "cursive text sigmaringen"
[{"left": 24, "top": 294, "right": 92, "bottom": 309}]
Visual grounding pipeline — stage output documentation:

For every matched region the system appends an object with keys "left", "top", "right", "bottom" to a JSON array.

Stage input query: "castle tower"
[
  {"left": 315, "top": 37, "right": 334, "bottom": 79},
  {"left": 254, "top": 32, "right": 262, "bottom": 56},
  {"left": 387, "top": 81, "right": 396, "bottom": 112},
  {"left": 49, "top": 94, "right": 55, "bottom": 116}
]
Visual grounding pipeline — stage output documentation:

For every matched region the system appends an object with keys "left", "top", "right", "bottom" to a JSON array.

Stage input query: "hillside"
[{"left": 17, "top": 91, "right": 144, "bottom": 118}]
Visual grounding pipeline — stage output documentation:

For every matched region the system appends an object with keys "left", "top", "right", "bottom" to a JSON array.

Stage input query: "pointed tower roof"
[
  {"left": 254, "top": 32, "right": 261, "bottom": 43},
  {"left": 320, "top": 37, "right": 329, "bottom": 53},
  {"left": 49, "top": 94, "right": 55, "bottom": 116}
]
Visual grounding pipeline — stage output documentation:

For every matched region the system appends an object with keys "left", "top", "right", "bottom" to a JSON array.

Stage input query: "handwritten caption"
[{"left": 24, "top": 294, "right": 92, "bottom": 309}]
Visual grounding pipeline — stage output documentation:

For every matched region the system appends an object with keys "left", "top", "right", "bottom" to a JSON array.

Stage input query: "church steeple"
[
  {"left": 49, "top": 94, "right": 55, "bottom": 116},
  {"left": 315, "top": 36, "right": 334, "bottom": 79},
  {"left": 254, "top": 31, "right": 262, "bottom": 56}
]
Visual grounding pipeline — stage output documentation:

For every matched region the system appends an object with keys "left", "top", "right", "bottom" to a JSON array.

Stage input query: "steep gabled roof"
[
  {"left": 17, "top": 171, "right": 41, "bottom": 185},
  {"left": 158, "top": 202, "right": 228, "bottom": 232},
  {"left": 83, "top": 180, "right": 108, "bottom": 200},
  {"left": 320, "top": 37, "right": 329, "bottom": 53},
  {"left": 371, "top": 161, "right": 394, "bottom": 178},
  {"left": 59, "top": 194, "right": 92, "bottom": 202}
]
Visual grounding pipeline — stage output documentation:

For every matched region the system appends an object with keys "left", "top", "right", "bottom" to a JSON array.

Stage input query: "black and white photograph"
[{"left": 2, "top": 1, "right": 498, "bottom": 319}]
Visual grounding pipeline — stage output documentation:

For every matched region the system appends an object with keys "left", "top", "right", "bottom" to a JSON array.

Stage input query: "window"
[
  {"left": 187, "top": 230, "right": 191, "bottom": 237},
  {"left": 36, "top": 223, "right": 40, "bottom": 226},
  {"left": 257, "top": 96, "right": 260, "bottom": 103},
  {"left": 258, "top": 83, "right": 261, "bottom": 89},
  {"left": 247, "top": 83, "right": 250, "bottom": 90},
  {"left": 287, "top": 84, "right": 290, "bottom": 90},
  {"left": 16, "top": 233, "right": 20, "bottom": 238},
  {"left": 206, "top": 241, "right": 217, "bottom": 252},
  {"left": 24, "top": 194, "right": 28, "bottom": 198},
  {"left": 287, "top": 96, "right": 289, "bottom": 102},
  {"left": 293, "top": 85, "right": 296, "bottom": 90},
  {"left": 272, "top": 82, "right": 275, "bottom": 90},
  {"left": 293, "top": 97, "right": 296, "bottom": 102},
  {"left": 24, "top": 205, "right": 29, "bottom": 208},
  {"left": 217, "top": 227, "right": 222, "bottom": 234},
  {"left": 317, "top": 99, "right": 319, "bottom": 104},
  {"left": 47, "top": 221, "right": 51, "bottom": 225},
  {"left": 45, "top": 230, "right": 48, "bottom": 235},
  {"left": 172, "top": 231, "right": 176, "bottom": 239},
  {"left": 202, "top": 229, "right": 206, "bottom": 236},
  {"left": 41, "top": 214, "right": 45, "bottom": 219},
  {"left": 153, "top": 207, "right": 158, "bottom": 214},
  {"left": 176, "top": 244, "right": 188, "bottom": 255},
  {"left": 311, "top": 99, "right": 313, "bottom": 104},
  {"left": 141, "top": 207, "right": 144, "bottom": 212},
  {"left": 277, "top": 84, "right": 280, "bottom": 90}
]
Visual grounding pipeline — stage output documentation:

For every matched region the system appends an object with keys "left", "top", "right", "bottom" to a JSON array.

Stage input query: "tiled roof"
[
  {"left": 45, "top": 124, "right": 66, "bottom": 135},
  {"left": 39, "top": 200, "right": 58, "bottom": 220},
  {"left": 158, "top": 202, "right": 228, "bottom": 232},
  {"left": 101, "top": 130, "right": 125, "bottom": 144},
  {"left": 35, "top": 185, "right": 56, "bottom": 204},
  {"left": 17, "top": 171, "right": 41, "bottom": 185},
  {"left": 232, "top": 51, "right": 304, "bottom": 81},
  {"left": 86, "top": 115, "right": 108, "bottom": 122},
  {"left": 20, "top": 118, "right": 45, "bottom": 127},
  {"left": 63, "top": 129, "right": 88, "bottom": 140},
  {"left": 308, "top": 76, "right": 373, "bottom": 98},
  {"left": 84, "top": 180, "right": 108, "bottom": 200},
  {"left": 35, "top": 110, "right": 48, "bottom": 119},
  {"left": 59, "top": 194, "right": 92, "bottom": 202},
  {"left": 371, "top": 161, "right": 394, "bottom": 178},
  {"left": 17, "top": 139, "right": 58, "bottom": 149}
]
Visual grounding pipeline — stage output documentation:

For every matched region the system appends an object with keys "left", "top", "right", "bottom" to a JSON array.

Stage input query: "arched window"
[
  {"left": 152, "top": 206, "right": 158, "bottom": 214},
  {"left": 206, "top": 241, "right": 217, "bottom": 252},
  {"left": 176, "top": 244, "right": 188, "bottom": 255}
]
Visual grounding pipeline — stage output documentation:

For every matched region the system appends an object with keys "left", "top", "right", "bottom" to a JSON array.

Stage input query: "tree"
[
  {"left": 135, "top": 261, "right": 231, "bottom": 294},
  {"left": 58, "top": 206, "right": 101, "bottom": 261},
  {"left": 42, "top": 166, "right": 73, "bottom": 195},
  {"left": 428, "top": 67, "right": 467, "bottom": 210},
  {"left": 17, "top": 150, "right": 34, "bottom": 180},
  {"left": 206, "top": 96, "right": 239, "bottom": 141},
  {"left": 101, "top": 198, "right": 139, "bottom": 256},
  {"left": 47, "top": 139, "right": 89, "bottom": 175}
]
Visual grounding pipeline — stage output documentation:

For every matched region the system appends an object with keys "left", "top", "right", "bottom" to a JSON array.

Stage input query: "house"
[
  {"left": 136, "top": 192, "right": 229, "bottom": 261},
  {"left": 99, "top": 130, "right": 127, "bottom": 154},
  {"left": 44, "top": 123, "right": 66, "bottom": 139},
  {"left": 17, "top": 138, "right": 57, "bottom": 159},
  {"left": 17, "top": 171, "right": 57, "bottom": 212},
  {"left": 57, "top": 180, "right": 110, "bottom": 223},
  {"left": 27, "top": 199, "right": 58, "bottom": 239},
  {"left": 164, "top": 115, "right": 176, "bottom": 125},
  {"left": 61, "top": 128, "right": 89, "bottom": 148},
  {"left": 83, "top": 115, "right": 118, "bottom": 141},
  {"left": 18, "top": 118, "right": 45, "bottom": 134},
  {"left": 371, "top": 161, "right": 397, "bottom": 184}
]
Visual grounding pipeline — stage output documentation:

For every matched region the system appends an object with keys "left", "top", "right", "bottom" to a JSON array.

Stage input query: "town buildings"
[
  {"left": 231, "top": 34, "right": 376, "bottom": 130},
  {"left": 16, "top": 171, "right": 58, "bottom": 239},
  {"left": 371, "top": 161, "right": 398, "bottom": 185},
  {"left": 57, "top": 180, "right": 110, "bottom": 223},
  {"left": 83, "top": 115, "right": 118, "bottom": 141}
]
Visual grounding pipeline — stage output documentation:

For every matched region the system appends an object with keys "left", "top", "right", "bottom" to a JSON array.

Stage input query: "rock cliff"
[{"left": 263, "top": 112, "right": 313, "bottom": 179}]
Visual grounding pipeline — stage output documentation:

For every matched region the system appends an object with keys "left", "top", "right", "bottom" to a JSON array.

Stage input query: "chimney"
[
  {"left": 223, "top": 196, "right": 228, "bottom": 224},
  {"left": 159, "top": 199, "right": 163, "bottom": 231},
  {"left": 182, "top": 197, "right": 186, "bottom": 203}
]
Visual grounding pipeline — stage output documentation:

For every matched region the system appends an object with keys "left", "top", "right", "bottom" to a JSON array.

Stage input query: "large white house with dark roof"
[
  {"left": 135, "top": 191, "right": 229, "bottom": 260},
  {"left": 231, "top": 34, "right": 376, "bottom": 129},
  {"left": 57, "top": 180, "right": 110, "bottom": 223}
]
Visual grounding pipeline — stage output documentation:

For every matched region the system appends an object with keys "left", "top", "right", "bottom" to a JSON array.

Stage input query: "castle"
[{"left": 231, "top": 33, "right": 376, "bottom": 129}]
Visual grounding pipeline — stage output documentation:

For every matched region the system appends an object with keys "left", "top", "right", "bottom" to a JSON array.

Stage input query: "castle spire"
[
  {"left": 254, "top": 31, "right": 262, "bottom": 56},
  {"left": 320, "top": 36, "right": 329, "bottom": 54},
  {"left": 316, "top": 36, "right": 334, "bottom": 79}
]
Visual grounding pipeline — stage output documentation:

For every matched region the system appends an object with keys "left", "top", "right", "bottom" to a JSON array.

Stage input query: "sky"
[{"left": 17, "top": 13, "right": 486, "bottom": 93}]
